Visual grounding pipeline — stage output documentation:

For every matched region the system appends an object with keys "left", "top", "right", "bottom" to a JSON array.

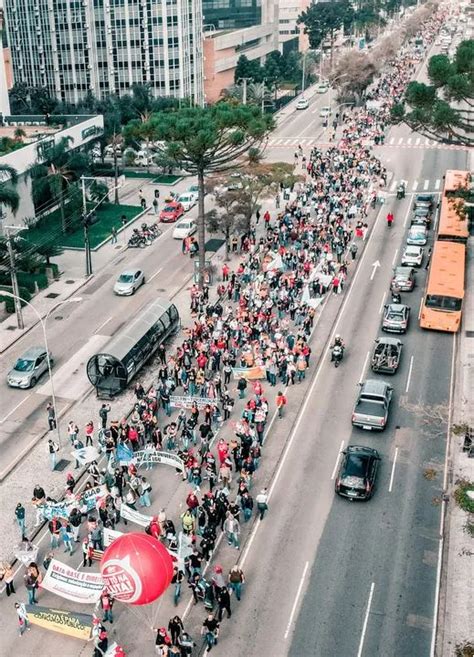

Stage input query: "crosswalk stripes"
[
  {"left": 435, "top": 179, "right": 441, "bottom": 190},
  {"left": 265, "top": 136, "right": 468, "bottom": 151},
  {"left": 423, "top": 179, "right": 430, "bottom": 190},
  {"left": 412, "top": 180, "right": 418, "bottom": 191},
  {"left": 389, "top": 178, "right": 442, "bottom": 193}
]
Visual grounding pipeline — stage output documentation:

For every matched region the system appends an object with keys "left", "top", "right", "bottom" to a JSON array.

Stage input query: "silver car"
[
  {"left": 7, "top": 346, "right": 53, "bottom": 388},
  {"left": 401, "top": 246, "right": 424, "bottom": 268},
  {"left": 113, "top": 269, "right": 145, "bottom": 295}
]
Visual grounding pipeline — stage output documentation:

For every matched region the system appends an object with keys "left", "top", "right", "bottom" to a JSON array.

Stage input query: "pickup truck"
[
  {"left": 352, "top": 379, "right": 393, "bottom": 431},
  {"left": 371, "top": 337, "right": 402, "bottom": 374}
]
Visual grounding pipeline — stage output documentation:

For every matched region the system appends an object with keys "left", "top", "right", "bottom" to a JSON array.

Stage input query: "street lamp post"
[{"left": 2, "top": 292, "right": 82, "bottom": 446}]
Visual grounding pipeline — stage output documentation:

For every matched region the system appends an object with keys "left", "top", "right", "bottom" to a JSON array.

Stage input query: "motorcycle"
[
  {"left": 396, "top": 183, "right": 406, "bottom": 200},
  {"left": 128, "top": 233, "right": 146, "bottom": 248},
  {"left": 331, "top": 345, "right": 344, "bottom": 368},
  {"left": 391, "top": 291, "right": 401, "bottom": 304}
]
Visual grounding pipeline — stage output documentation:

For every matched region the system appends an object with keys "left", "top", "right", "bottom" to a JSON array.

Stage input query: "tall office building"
[
  {"left": 4, "top": 0, "right": 204, "bottom": 105},
  {"left": 202, "top": 0, "right": 261, "bottom": 30}
]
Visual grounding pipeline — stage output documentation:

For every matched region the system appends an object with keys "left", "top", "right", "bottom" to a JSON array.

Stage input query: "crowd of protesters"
[{"left": 2, "top": 10, "right": 447, "bottom": 655}]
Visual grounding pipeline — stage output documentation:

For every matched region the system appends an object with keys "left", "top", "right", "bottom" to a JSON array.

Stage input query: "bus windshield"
[{"left": 425, "top": 295, "right": 462, "bottom": 312}]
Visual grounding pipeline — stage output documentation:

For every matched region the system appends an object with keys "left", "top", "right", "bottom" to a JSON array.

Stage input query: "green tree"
[
  {"left": 391, "top": 40, "right": 474, "bottom": 146},
  {"left": 298, "top": 0, "right": 355, "bottom": 67},
  {"left": 136, "top": 103, "right": 272, "bottom": 286},
  {"left": 0, "top": 165, "right": 20, "bottom": 217},
  {"left": 330, "top": 50, "right": 377, "bottom": 100}
]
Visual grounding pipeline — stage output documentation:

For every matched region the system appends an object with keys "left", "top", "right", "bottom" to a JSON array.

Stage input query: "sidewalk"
[
  {"left": 438, "top": 236, "right": 474, "bottom": 657},
  {"left": 0, "top": 175, "right": 192, "bottom": 353}
]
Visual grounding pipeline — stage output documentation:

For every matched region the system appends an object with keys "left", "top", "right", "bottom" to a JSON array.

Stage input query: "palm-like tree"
[{"left": 0, "top": 164, "right": 20, "bottom": 219}]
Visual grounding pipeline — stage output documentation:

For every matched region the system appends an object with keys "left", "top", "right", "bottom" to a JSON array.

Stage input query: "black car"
[
  {"left": 335, "top": 445, "right": 381, "bottom": 500},
  {"left": 413, "top": 194, "right": 434, "bottom": 211}
]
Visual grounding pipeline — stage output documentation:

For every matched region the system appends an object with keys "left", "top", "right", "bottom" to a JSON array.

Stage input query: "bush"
[
  {"left": 454, "top": 479, "right": 474, "bottom": 514},
  {"left": 0, "top": 285, "right": 32, "bottom": 313}
]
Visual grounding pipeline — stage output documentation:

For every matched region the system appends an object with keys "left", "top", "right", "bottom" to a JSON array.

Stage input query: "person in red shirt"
[{"left": 276, "top": 391, "right": 287, "bottom": 418}]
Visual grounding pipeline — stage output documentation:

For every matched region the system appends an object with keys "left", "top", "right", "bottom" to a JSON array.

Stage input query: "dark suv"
[{"left": 335, "top": 445, "right": 381, "bottom": 500}]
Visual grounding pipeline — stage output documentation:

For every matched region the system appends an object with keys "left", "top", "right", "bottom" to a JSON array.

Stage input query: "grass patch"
[
  {"left": 454, "top": 479, "right": 474, "bottom": 514},
  {"left": 27, "top": 203, "right": 142, "bottom": 250},
  {"left": 123, "top": 170, "right": 182, "bottom": 184},
  {"left": 152, "top": 174, "right": 182, "bottom": 185}
]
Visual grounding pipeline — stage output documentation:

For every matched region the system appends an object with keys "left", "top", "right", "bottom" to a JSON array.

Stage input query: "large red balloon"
[{"left": 100, "top": 533, "right": 174, "bottom": 606}]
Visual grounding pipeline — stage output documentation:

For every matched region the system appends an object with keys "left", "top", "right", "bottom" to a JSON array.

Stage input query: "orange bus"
[
  {"left": 420, "top": 241, "right": 465, "bottom": 333},
  {"left": 437, "top": 196, "right": 469, "bottom": 244},
  {"left": 443, "top": 169, "right": 470, "bottom": 195}
]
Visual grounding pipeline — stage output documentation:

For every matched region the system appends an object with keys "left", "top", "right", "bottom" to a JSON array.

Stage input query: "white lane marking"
[
  {"left": 241, "top": 202, "right": 386, "bottom": 569},
  {"left": 418, "top": 298, "right": 423, "bottom": 319},
  {"left": 398, "top": 138, "right": 403, "bottom": 145},
  {"left": 359, "top": 351, "right": 370, "bottom": 384},
  {"left": 357, "top": 582, "right": 375, "bottom": 657},
  {"left": 405, "top": 355, "right": 414, "bottom": 393},
  {"left": 331, "top": 441, "right": 345, "bottom": 480},
  {"left": 370, "top": 260, "right": 380, "bottom": 280},
  {"left": 430, "top": 334, "right": 456, "bottom": 657},
  {"left": 284, "top": 561, "right": 310, "bottom": 639},
  {"left": 435, "top": 179, "right": 441, "bottom": 190},
  {"left": 415, "top": 137, "right": 421, "bottom": 145},
  {"left": 94, "top": 316, "right": 112, "bottom": 334},
  {"left": 388, "top": 447, "right": 399, "bottom": 493},
  {"left": 0, "top": 393, "right": 32, "bottom": 424},
  {"left": 391, "top": 248, "right": 399, "bottom": 267},
  {"left": 403, "top": 201, "right": 412, "bottom": 228},
  {"left": 424, "top": 138, "right": 431, "bottom": 146},
  {"left": 412, "top": 180, "right": 419, "bottom": 191},
  {"left": 284, "top": 139, "right": 292, "bottom": 145},
  {"left": 148, "top": 267, "right": 163, "bottom": 283},
  {"left": 423, "top": 179, "right": 430, "bottom": 190},
  {"left": 389, "top": 137, "right": 395, "bottom": 145},
  {"left": 407, "top": 137, "right": 412, "bottom": 145},
  {"left": 378, "top": 291, "right": 387, "bottom": 315}
]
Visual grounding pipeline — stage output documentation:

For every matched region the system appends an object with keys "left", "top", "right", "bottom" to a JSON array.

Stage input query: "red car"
[{"left": 160, "top": 201, "right": 184, "bottom": 223}]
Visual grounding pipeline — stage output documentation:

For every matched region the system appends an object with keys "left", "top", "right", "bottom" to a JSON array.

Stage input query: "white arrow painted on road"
[{"left": 370, "top": 260, "right": 381, "bottom": 280}]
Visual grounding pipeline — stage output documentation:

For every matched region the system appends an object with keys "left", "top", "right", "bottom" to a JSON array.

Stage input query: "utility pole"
[
  {"left": 81, "top": 176, "right": 92, "bottom": 277},
  {"left": 240, "top": 77, "right": 250, "bottom": 105},
  {"left": 301, "top": 53, "right": 306, "bottom": 94},
  {"left": 4, "top": 225, "right": 26, "bottom": 329},
  {"left": 261, "top": 79, "right": 266, "bottom": 115}
]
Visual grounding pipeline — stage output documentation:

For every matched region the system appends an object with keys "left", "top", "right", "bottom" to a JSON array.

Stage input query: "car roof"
[
  {"left": 346, "top": 445, "right": 380, "bottom": 457},
  {"left": 405, "top": 245, "right": 422, "bottom": 252},
  {"left": 386, "top": 303, "right": 407, "bottom": 311},
  {"left": 394, "top": 266, "right": 412, "bottom": 275},
  {"left": 416, "top": 194, "right": 434, "bottom": 201},
  {"left": 19, "top": 346, "right": 47, "bottom": 359},
  {"left": 409, "top": 225, "right": 427, "bottom": 232},
  {"left": 120, "top": 268, "right": 141, "bottom": 276},
  {"left": 376, "top": 336, "right": 402, "bottom": 346},
  {"left": 361, "top": 378, "right": 390, "bottom": 394}
]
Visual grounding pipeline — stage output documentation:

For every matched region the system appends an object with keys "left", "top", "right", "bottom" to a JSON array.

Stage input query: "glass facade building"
[
  {"left": 4, "top": 0, "right": 204, "bottom": 104},
  {"left": 203, "top": 0, "right": 262, "bottom": 30}
]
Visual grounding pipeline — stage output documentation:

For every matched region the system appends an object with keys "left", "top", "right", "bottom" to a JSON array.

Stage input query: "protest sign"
[
  {"left": 38, "top": 485, "right": 107, "bottom": 521},
  {"left": 134, "top": 449, "right": 185, "bottom": 473},
  {"left": 117, "top": 442, "right": 134, "bottom": 464},
  {"left": 120, "top": 504, "right": 152, "bottom": 528},
  {"left": 41, "top": 559, "right": 104, "bottom": 604},
  {"left": 104, "top": 527, "right": 124, "bottom": 548},
  {"left": 232, "top": 365, "right": 266, "bottom": 381},
  {"left": 25, "top": 605, "right": 93, "bottom": 640},
  {"left": 70, "top": 446, "right": 100, "bottom": 465},
  {"left": 170, "top": 395, "right": 213, "bottom": 410}
]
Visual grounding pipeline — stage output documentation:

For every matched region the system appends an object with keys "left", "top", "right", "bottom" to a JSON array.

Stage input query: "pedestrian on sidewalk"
[
  {"left": 276, "top": 391, "right": 287, "bottom": 418},
  {"left": 24, "top": 567, "right": 39, "bottom": 605},
  {"left": 46, "top": 402, "right": 56, "bottom": 430},
  {"left": 201, "top": 614, "right": 219, "bottom": 652},
  {"left": 15, "top": 503, "right": 26, "bottom": 540},
  {"left": 99, "top": 404, "right": 111, "bottom": 429},
  {"left": 350, "top": 243, "right": 358, "bottom": 260},
  {"left": 85, "top": 420, "right": 95, "bottom": 446},
  {"left": 152, "top": 197, "right": 159, "bottom": 215},
  {"left": 256, "top": 488, "right": 269, "bottom": 520},
  {"left": 100, "top": 589, "right": 114, "bottom": 623},
  {"left": 15, "top": 602, "right": 30, "bottom": 636},
  {"left": 111, "top": 226, "right": 118, "bottom": 244},
  {"left": 217, "top": 586, "right": 232, "bottom": 621},
  {"left": 228, "top": 565, "right": 245, "bottom": 601},
  {"left": 240, "top": 490, "right": 254, "bottom": 522},
  {"left": 60, "top": 520, "right": 74, "bottom": 555},
  {"left": 48, "top": 438, "right": 59, "bottom": 471},
  {"left": 223, "top": 511, "right": 240, "bottom": 549},
  {"left": 168, "top": 615, "right": 184, "bottom": 645},
  {"left": 237, "top": 376, "right": 247, "bottom": 399},
  {"left": 0, "top": 563, "right": 15, "bottom": 596},
  {"left": 48, "top": 516, "right": 61, "bottom": 548}
]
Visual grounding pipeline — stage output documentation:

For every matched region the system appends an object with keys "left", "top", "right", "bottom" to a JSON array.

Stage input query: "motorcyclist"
[
  {"left": 331, "top": 335, "right": 345, "bottom": 361},
  {"left": 387, "top": 212, "right": 394, "bottom": 227}
]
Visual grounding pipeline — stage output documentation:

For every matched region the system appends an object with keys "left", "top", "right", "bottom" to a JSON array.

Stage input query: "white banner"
[
  {"left": 120, "top": 504, "right": 152, "bottom": 528},
  {"left": 70, "top": 446, "right": 100, "bottom": 465},
  {"left": 37, "top": 485, "right": 108, "bottom": 521},
  {"left": 170, "top": 395, "right": 213, "bottom": 410},
  {"left": 103, "top": 527, "right": 124, "bottom": 548},
  {"left": 134, "top": 449, "right": 185, "bottom": 473},
  {"left": 41, "top": 559, "right": 104, "bottom": 604},
  {"left": 14, "top": 542, "right": 40, "bottom": 566}
]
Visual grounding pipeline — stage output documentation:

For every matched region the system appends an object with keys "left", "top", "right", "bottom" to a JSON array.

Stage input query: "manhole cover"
[
  {"left": 45, "top": 292, "right": 60, "bottom": 299},
  {"left": 156, "top": 288, "right": 166, "bottom": 292},
  {"left": 65, "top": 280, "right": 75, "bottom": 284},
  {"left": 54, "top": 458, "right": 70, "bottom": 472},
  {"left": 54, "top": 315, "right": 63, "bottom": 320}
]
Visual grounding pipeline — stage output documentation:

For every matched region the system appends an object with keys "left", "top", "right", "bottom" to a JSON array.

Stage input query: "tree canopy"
[
  {"left": 391, "top": 39, "right": 473, "bottom": 146},
  {"left": 298, "top": 0, "right": 355, "bottom": 52}
]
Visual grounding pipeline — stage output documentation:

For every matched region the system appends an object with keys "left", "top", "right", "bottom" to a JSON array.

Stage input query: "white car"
[
  {"left": 316, "top": 82, "right": 329, "bottom": 93},
  {"left": 173, "top": 218, "right": 197, "bottom": 239},
  {"left": 177, "top": 192, "right": 197, "bottom": 211},
  {"left": 296, "top": 97, "right": 309, "bottom": 110},
  {"left": 401, "top": 245, "right": 424, "bottom": 268},
  {"left": 319, "top": 106, "right": 332, "bottom": 118},
  {"left": 113, "top": 269, "right": 145, "bottom": 295},
  {"left": 406, "top": 226, "right": 428, "bottom": 246}
]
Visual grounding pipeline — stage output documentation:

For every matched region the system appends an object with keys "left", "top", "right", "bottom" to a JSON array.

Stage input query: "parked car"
[
  {"left": 296, "top": 97, "right": 309, "bottom": 110},
  {"left": 391, "top": 266, "right": 416, "bottom": 292},
  {"left": 160, "top": 201, "right": 185, "bottom": 223},
  {"left": 410, "top": 214, "right": 431, "bottom": 229},
  {"left": 7, "top": 346, "right": 53, "bottom": 389},
  {"left": 352, "top": 379, "right": 393, "bottom": 431},
  {"left": 176, "top": 192, "right": 197, "bottom": 212},
  {"left": 319, "top": 106, "right": 332, "bottom": 118},
  {"left": 188, "top": 184, "right": 204, "bottom": 198},
  {"left": 401, "top": 245, "right": 424, "bottom": 268},
  {"left": 335, "top": 445, "right": 381, "bottom": 500},
  {"left": 316, "top": 82, "right": 329, "bottom": 93},
  {"left": 382, "top": 303, "right": 410, "bottom": 333},
  {"left": 371, "top": 337, "right": 403, "bottom": 374},
  {"left": 412, "top": 206, "right": 432, "bottom": 227},
  {"left": 172, "top": 218, "right": 197, "bottom": 239},
  {"left": 406, "top": 225, "right": 428, "bottom": 246},
  {"left": 113, "top": 269, "right": 145, "bottom": 295}
]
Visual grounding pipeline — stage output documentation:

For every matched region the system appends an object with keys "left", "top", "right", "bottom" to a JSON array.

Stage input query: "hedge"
[{"left": 0, "top": 285, "right": 32, "bottom": 313}]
